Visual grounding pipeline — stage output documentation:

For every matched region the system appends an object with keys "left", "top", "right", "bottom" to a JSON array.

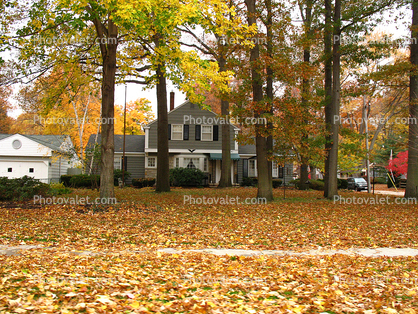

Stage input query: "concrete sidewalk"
[{"left": 2, "top": 245, "right": 418, "bottom": 257}]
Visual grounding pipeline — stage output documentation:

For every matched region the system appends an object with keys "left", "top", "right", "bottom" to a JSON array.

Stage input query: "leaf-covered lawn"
[
  {"left": 1, "top": 187, "right": 418, "bottom": 313},
  {"left": 1, "top": 187, "right": 417, "bottom": 251}
]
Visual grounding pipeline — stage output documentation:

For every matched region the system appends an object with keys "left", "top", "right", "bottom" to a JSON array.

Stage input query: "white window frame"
[
  {"left": 248, "top": 159, "right": 257, "bottom": 177},
  {"left": 272, "top": 161, "right": 278, "bottom": 178},
  {"left": 114, "top": 157, "right": 121, "bottom": 170},
  {"left": 173, "top": 155, "right": 207, "bottom": 172},
  {"left": 171, "top": 124, "right": 183, "bottom": 141},
  {"left": 183, "top": 157, "right": 200, "bottom": 169},
  {"left": 201, "top": 125, "right": 213, "bottom": 141},
  {"left": 146, "top": 156, "right": 157, "bottom": 168},
  {"left": 203, "top": 158, "right": 208, "bottom": 172}
]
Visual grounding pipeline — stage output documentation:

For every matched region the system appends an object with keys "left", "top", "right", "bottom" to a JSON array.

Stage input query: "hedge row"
[
  {"left": 60, "top": 174, "right": 100, "bottom": 188},
  {"left": 132, "top": 178, "right": 156, "bottom": 188},
  {"left": 240, "top": 178, "right": 283, "bottom": 188}
]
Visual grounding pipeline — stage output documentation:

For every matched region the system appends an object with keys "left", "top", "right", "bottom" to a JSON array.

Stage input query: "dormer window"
[{"left": 172, "top": 124, "right": 183, "bottom": 140}]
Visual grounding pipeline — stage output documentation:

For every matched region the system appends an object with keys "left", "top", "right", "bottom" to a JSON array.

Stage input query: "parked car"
[{"left": 347, "top": 177, "right": 368, "bottom": 191}]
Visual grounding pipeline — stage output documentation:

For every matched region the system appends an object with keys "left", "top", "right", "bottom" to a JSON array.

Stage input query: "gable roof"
[
  {"left": 0, "top": 134, "right": 71, "bottom": 152},
  {"left": 86, "top": 134, "right": 145, "bottom": 153}
]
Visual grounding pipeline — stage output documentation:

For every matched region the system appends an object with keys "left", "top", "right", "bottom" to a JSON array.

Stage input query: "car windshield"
[{"left": 354, "top": 178, "right": 367, "bottom": 183}]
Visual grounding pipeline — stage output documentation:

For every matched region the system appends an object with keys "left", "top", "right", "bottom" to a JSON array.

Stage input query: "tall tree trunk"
[
  {"left": 328, "top": 0, "right": 341, "bottom": 199},
  {"left": 299, "top": 0, "right": 313, "bottom": 190},
  {"left": 218, "top": 55, "right": 232, "bottom": 188},
  {"left": 265, "top": 0, "right": 273, "bottom": 186},
  {"left": 310, "top": 165, "right": 317, "bottom": 180},
  {"left": 155, "top": 61, "right": 170, "bottom": 192},
  {"left": 324, "top": 0, "right": 339, "bottom": 199},
  {"left": 93, "top": 18, "right": 118, "bottom": 200},
  {"left": 406, "top": 0, "right": 418, "bottom": 199},
  {"left": 245, "top": 0, "right": 273, "bottom": 201}
]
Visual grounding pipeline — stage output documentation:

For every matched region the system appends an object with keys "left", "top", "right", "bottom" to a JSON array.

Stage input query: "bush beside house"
[{"left": 169, "top": 168, "right": 207, "bottom": 187}]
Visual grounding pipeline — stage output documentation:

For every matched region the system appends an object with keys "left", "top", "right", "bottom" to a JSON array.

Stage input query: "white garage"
[{"left": 0, "top": 134, "right": 76, "bottom": 183}]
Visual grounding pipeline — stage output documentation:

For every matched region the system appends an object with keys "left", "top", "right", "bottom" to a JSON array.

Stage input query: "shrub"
[
  {"left": 0, "top": 176, "right": 50, "bottom": 201},
  {"left": 387, "top": 175, "right": 400, "bottom": 188},
  {"left": 114, "top": 169, "right": 131, "bottom": 186},
  {"left": 169, "top": 168, "right": 207, "bottom": 187},
  {"left": 272, "top": 179, "right": 282, "bottom": 188},
  {"left": 132, "top": 178, "right": 156, "bottom": 188},
  {"left": 309, "top": 179, "right": 324, "bottom": 191},
  {"left": 60, "top": 175, "right": 73, "bottom": 187},
  {"left": 337, "top": 178, "right": 348, "bottom": 189},
  {"left": 69, "top": 174, "right": 100, "bottom": 188},
  {"left": 288, "top": 178, "right": 324, "bottom": 190},
  {"left": 372, "top": 177, "right": 386, "bottom": 184},
  {"left": 49, "top": 182, "right": 72, "bottom": 196},
  {"left": 240, "top": 177, "right": 258, "bottom": 187}
]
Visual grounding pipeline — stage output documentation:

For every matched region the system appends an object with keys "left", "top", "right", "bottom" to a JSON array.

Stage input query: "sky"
[{"left": 5, "top": 3, "right": 413, "bottom": 119}]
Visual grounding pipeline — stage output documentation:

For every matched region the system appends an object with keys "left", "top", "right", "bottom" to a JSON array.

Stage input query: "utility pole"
[
  {"left": 364, "top": 94, "right": 371, "bottom": 193},
  {"left": 122, "top": 84, "right": 127, "bottom": 187}
]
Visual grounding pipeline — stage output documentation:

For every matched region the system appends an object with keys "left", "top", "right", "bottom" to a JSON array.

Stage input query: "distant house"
[
  {"left": 0, "top": 134, "right": 76, "bottom": 183},
  {"left": 238, "top": 143, "right": 294, "bottom": 184},
  {"left": 86, "top": 100, "right": 293, "bottom": 185},
  {"left": 85, "top": 134, "right": 145, "bottom": 185}
]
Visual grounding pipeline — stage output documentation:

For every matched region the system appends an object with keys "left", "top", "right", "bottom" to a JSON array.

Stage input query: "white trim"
[
  {"left": 114, "top": 156, "right": 122, "bottom": 170},
  {"left": 145, "top": 148, "right": 239, "bottom": 154},
  {"left": 171, "top": 124, "right": 183, "bottom": 141},
  {"left": 235, "top": 131, "right": 239, "bottom": 151},
  {"left": 248, "top": 159, "right": 257, "bottom": 177},
  {"left": 114, "top": 152, "right": 145, "bottom": 156},
  {"left": 146, "top": 156, "right": 157, "bottom": 168},
  {"left": 201, "top": 125, "right": 213, "bottom": 142},
  {"left": 145, "top": 128, "right": 149, "bottom": 149}
]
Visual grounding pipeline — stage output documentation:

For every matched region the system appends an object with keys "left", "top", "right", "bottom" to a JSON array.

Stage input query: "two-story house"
[
  {"left": 86, "top": 99, "right": 294, "bottom": 185},
  {"left": 144, "top": 100, "right": 241, "bottom": 184}
]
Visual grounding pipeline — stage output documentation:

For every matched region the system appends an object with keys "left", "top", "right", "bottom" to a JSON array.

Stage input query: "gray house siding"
[
  {"left": 126, "top": 156, "right": 145, "bottom": 183},
  {"left": 237, "top": 159, "right": 293, "bottom": 186},
  {"left": 49, "top": 153, "right": 71, "bottom": 183},
  {"left": 282, "top": 164, "right": 294, "bottom": 184},
  {"left": 148, "top": 102, "right": 237, "bottom": 151}
]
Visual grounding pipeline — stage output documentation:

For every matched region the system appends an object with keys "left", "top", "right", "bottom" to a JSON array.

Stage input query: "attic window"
[
  {"left": 12, "top": 139, "right": 22, "bottom": 150},
  {"left": 29, "top": 168, "right": 34, "bottom": 173},
  {"left": 7, "top": 168, "right": 12, "bottom": 173}
]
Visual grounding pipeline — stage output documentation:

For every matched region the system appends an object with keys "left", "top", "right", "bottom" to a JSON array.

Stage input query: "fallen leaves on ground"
[
  {"left": 0, "top": 187, "right": 417, "bottom": 251},
  {"left": 1, "top": 252, "right": 418, "bottom": 312},
  {"left": 1, "top": 187, "right": 418, "bottom": 312}
]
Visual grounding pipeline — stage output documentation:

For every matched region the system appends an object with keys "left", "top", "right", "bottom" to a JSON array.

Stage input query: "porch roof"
[{"left": 209, "top": 153, "right": 241, "bottom": 160}]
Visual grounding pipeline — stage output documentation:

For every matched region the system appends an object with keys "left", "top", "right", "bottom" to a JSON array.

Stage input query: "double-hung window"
[
  {"left": 201, "top": 125, "right": 213, "bottom": 141},
  {"left": 248, "top": 159, "right": 257, "bottom": 177},
  {"left": 172, "top": 124, "right": 183, "bottom": 140}
]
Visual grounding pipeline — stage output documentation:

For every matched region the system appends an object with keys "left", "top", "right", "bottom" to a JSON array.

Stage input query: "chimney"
[{"left": 170, "top": 91, "right": 175, "bottom": 111}]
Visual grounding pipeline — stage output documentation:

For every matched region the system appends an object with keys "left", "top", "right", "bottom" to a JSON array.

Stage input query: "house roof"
[
  {"left": 239, "top": 144, "right": 256, "bottom": 155},
  {"left": 86, "top": 134, "right": 145, "bottom": 153},
  {"left": 0, "top": 134, "right": 71, "bottom": 152}
]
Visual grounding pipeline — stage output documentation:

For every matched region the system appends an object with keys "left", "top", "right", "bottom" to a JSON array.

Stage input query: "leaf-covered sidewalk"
[{"left": 1, "top": 187, "right": 417, "bottom": 313}]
